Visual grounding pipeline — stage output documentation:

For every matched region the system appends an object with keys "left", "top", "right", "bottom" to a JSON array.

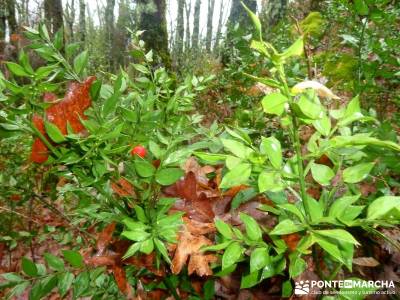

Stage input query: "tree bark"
[
  {"left": 184, "top": 0, "right": 191, "bottom": 50},
  {"left": 214, "top": 0, "right": 225, "bottom": 52},
  {"left": 176, "top": 0, "right": 184, "bottom": 55},
  {"left": 44, "top": 0, "right": 64, "bottom": 36},
  {"left": 79, "top": 0, "right": 86, "bottom": 44},
  {"left": 228, "top": 0, "right": 257, "bottom": 29},
  {"left": 206, "top": 0, "right": 215, "bottom": 51},
  {"left": 115, "top": 0, "right": 131, "bottom": 68},
  {"left": 192, "top": 0, "right": 201, "bottom": 49},
  {"left": 264, "top": 0, "right": 288, "bottom": 28},
  {"left": 137, "top": 0, "right": 171, "bottom": 69},
  {"left": 105, "top": 0, "right": 116, "bottom": 70},
  {"left": 6, "top": 0, "right": 17, "bottom": 36}
]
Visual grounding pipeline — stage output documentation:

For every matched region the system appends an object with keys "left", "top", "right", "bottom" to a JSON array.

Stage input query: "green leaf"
[
  {"left": 314, "top": 235, "right": 344, "bottom": 264},
  {"left": 140, "top": 238, "right": 154, "bottom": 254},
  {"left": 102, "top": 92, "right": 120, "bottom": 117},
  {"left": 354, "top": 0, "right": 369, "bottom": 15},
  {"left": 215, "top": 219, "right": 234, "bottom": 239},
  {"left": 62, "top": 250, "right": 83, "bottom": 268},
  {"left": 73, "top": 50, "right": 89, "bottom": 75},
  {"left": 313, "top": 114, "right": 331, "bottom": 136},
  {"left": 343, "top": 162, "right": 375, "bottom": 183},
  {"left": 258, "top": 171, "right": 283, "bottom": 193},
  {"left": 155, "top": 168, "right": 184, "bottom": 185},
  {"left": 222, "top": 242, "right": 242, "bottom": 270},
  {"left": 282, "top": 280, "right": 293, "bottom": 298},
  {"left": 310, "top": 163, "right": 335, "bottom": 186},
  {"left": 260, "top": 136, "right": 282, "bottom": 169},
  {"left": 231, "top": 188, "right": 257, "bottom": 210},
  {"left": 241, "top": 2, "right": 262, "bottom": 40},
  {"left": 6, "top": 62, "right": 30, "bottom": 77},
  {"left": 1, "top": 273, "right": 24, "bottom": 282},
  {"left": 220, "top": 163, "right": 251, "bottom": 188},
  {"left": 250, "top": 248, "right": 270, "bottom": 273},
  {"left": 329, "top": 195, "right": 361, "bottom": 219},
  {"left": 73, "top": 271, "right": 90, "bottom": 299},
  {"left": 122, "top": 243, "right": 141, "bottom": 260},
  {"left": 289, "top": 253, "right": 306, "bottom": 278},
  {"left": 132, "top": 63, "right": 150, "bottom": 74},
  {"left": 367, "top": 196, "right": 400, "bottom": 220},
  {"left": 44, "top": 121, "right": 66, "bottom": 143},
  {"left": 269, "top": 219, "right": 306, "bottom": 235},
  {"left": 134, "top": 205, "right": 147, "bottom": 223},
  {"left": 121, "top": 230, "right": 150, "bottom": 242},
  {"left": 278, "top": 37, "right": 304, "bottom": 60},
  {"left": 292, "top": 95, "right": 324, "bottom": 120},
  {"left": 154, "top": 238, "right": 171, "bottom": 264},
  {"left": 221, "top": 138, "right": 253, "bottom": 158},
  {"left": 314, "top": 229, "right": 360, "bottom": 245},
  {"left": 261, "top": 93, "right": 288, "bottom": 116},
  {"left": 44, "top": 253, "right": 65, "bottom": 271},
  {"left": 135, "top": 160, "right": 156, "bottom": 177},
  {"left": 276, "top": 204, "right": 305, "bottom": 222},
  {"left": 329, "top": 135, "right": 400, "bottom": 152},
  {"left": 57, "top": 272, "right": 74, "bottom": 298},
  {"left": 240, "top": 271, "right": 260, "bottom": 289},
  {"left": 194, "top": 152, "right": 227, "bottom": 165},
  {"left": 21, "top": 257, "right": 38, "bottom": 277},
  {"left": 240, "top": 213, "right": 262, "bottom": 241}
]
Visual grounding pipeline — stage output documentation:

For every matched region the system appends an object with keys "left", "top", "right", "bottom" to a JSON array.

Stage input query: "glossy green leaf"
[
  {"left": 313, "top": 114, "right": 331, "bottom": 136},
  {"left": 57, "top": 272, "right": 74, "bottom": 298},
  {"left": 215, "top": 219, "right": 234, "bottom": 239},
  {"left": 258, "top": 171, "right": 283, "bottom": 193},
  {"left": 44, "top": 121, "right": 66, "bottom": 143},
  {"left": 221, "top": 138, "right": 253, "bottom": 158},
  {"left": 314, "top": 229, "right": 360, "bottom": 245},
  {"left": 6, "top": 62, "right": 30, "bottom": 77},
  {"left": 155, "top": 168, "right": 184, "bottom": 185},
  {"left": 44, "top": 253, "right": 65, "bottom": 271},
  {"left": 310, "top": 163, "right": 335, "bottom": 186},
  {"left": 135, "top": 160, "right": 156, "bottom": 177},
  {"left": 343, "top": 162, "right": 375, "bottom": 183},
  {"left": 260, "top": 136, "right": 282, "bottom": 169},
  {"left": 62, "top": 250, "right": 83, "bottom": 268},
  {"left": 140, "top": 238, "right": 154, "bottom": 254},
  {"left": 289, "top": 253, "right": 306, "bottom": 278},
  {"left": 367, "top": 196, "right": 400, "bottom": 220},
  {"left": 250, "top": 248, "right": 270, "bottom": 273},
  {"left": 21, "top": 257, "right": 38, "bottom": 277},
  {"left": 73, "top": 50, "right": 88, "bottom": 75},
  {"left": 261, "top": 93, "right": 288, "bottom": 116},
  {"left": 269, "top": 219, "right": 306, "bottom": 235},
  {"left": 242, "top": 2, "right": 262, "bottom": 40},
  {"left": 220, "top": 163, "right": 251, "bottom": 188},
  {"left": 240, "top": 213, "right": 262, "bottom": 241},
  {"left": 222, "top": 242, "right": 242, "bottom": 270}
]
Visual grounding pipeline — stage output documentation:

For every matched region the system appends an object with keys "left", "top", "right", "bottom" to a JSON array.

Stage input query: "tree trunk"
[
  {"left": 115, "top": 0, "right": 131, "bottom": 68},
  {"left": 184, "top": 0, "right": 191, "bottom": 51},
  {"left": 176, "top": 0, "right": 184, "bottom": 55},
  {"left": 6, "top": 0, "right": 17, "bottom": 36},
  {"left": 44, "top": 0, "right": 64, "bottom": 36},
  {"left": 264, "top": 0, "right": 288, "bottom": 28},
  {"left": 205, "top": 0, "right": 215, "bottom": 51},
  {"left": 137, "top": 0, "right": 171, "bottom": 69},
  {"left": 105, "top": 0, "right": 116, "bottom": 70},
  {"left": 79, "top": 0, "right": 86, "bottom": 44},
  {"left": 228, "top": 0, "right": 257, "bottom": 29},
  {"left": 214, "top": 0, "right": 225, "bottom": 52},
  {"left": 192, "top": 0, "right": 201, "bottom": 49},
  {"left": 65, "top": 0, "right": 75, "bottom": 42}
]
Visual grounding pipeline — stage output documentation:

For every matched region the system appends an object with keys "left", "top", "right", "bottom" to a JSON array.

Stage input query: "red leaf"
[
  {"left": 112, "top": 264, "right": 133, "bottom": 297},
  {"left": 30, "top": 115, "right": 49, "bottom": 163},
  {"left": 96, "top": 222, "right": 116, "bottom": 255},
  {"left": 111, "top": 178, "right": 135, "bottom": 197}
]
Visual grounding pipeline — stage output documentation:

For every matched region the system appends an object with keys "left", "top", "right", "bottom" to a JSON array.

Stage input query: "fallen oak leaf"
[
  {"left": 353, "top": 257, "right": 380, "bottom": 267},
  {"left": 171, "top": 218, "right": 217, "bottom": 276},
  {"left": 113, "top": 264, "right": 134, "bottom": 299},
  {"left": 111, "top": 178, "right": 135, "bottom": 197}
]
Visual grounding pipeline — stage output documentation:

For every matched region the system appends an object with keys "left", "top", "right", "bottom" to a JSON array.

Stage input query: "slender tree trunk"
[
  {"left": 214, "top": 0, "right": 225, "bottom": 52},
  {"left": 6, "top": 0, "right": 17, "bottom": 36},
  {"left": 176, "top": 0, "right": 184, "bottom": 55},
  {"left": 264, "top": 0, "right": 288, "bottom": 28},
  {"left": 0, "top": 1, "right": 6, "bottom": 41},
  {"left": 228, "top": 0, "right": 257, "bottom": 28},
  {"left": 184, "top": 0, "right": 191, "bottom": 51},
  {"left": 105, "top": 0, "right": 115, "bottom": 71},
  {"left": 206, "top": 0, "right": 215, "bottom": 51},
  {"left": 137, "top": 0, "right": 171, "bottom": 69},
  {"left": 192, "top": 0, "right": 201, "bottom": 49},
  {"left": 65, "top": 0, "right": 75, "bottom": 42},
  {"left": 44, "top": 0, "right": 64, "bottom": 36},
  {"left": 115, "top": 0, "right": 131, "bottom": 68},
  {"left": 79, "top": 0, "right": 86, "bottom": 44}
]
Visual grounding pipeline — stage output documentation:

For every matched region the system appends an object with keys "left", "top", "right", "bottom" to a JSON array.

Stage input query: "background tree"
[
  {"left": 192, "top": 0, "right": 201, "bottom": 49},
  {"left": 184, "top": 0, "right": 191, "bottom": 50},
  {"left": 175, "top": 0, "right": 184, "bottom": 56},
  {"left": 137, "top": 0, "right": 171, "bottom": 68},
  {"left": 205, "top": 0, "right": 215, "bottom": 51},
  {"left": 79, "top": 0, "right": 86, "bottom": 45},
  {"left": 104, "top": 0, "right": 115, "bottom": 70},
  {"left": 44, "top": 0, "right": 63, "bottom": 36}
]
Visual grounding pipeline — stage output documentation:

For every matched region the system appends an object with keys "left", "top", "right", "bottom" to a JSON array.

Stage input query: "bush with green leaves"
[{"left": 196, "top": 6, "right": 400, "bottom": 293}]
